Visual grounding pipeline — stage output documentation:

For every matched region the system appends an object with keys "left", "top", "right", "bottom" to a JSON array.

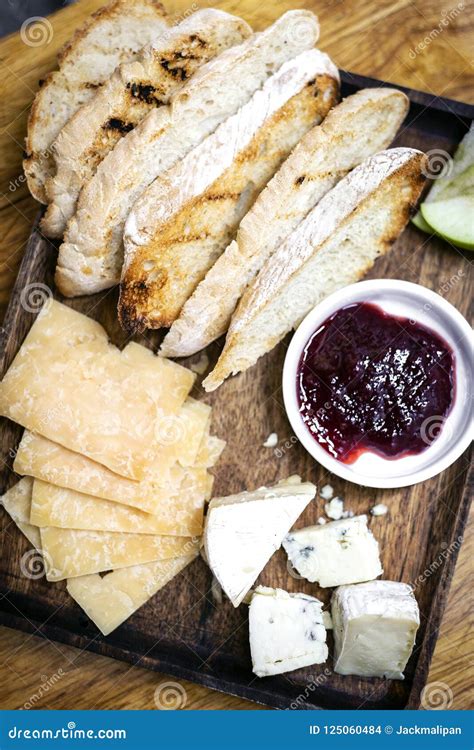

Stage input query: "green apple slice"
[
  {"left": 411, "top": 211, "right": 432, "bottom": 232},
  {"left": 421, "top": 196, "right": 474, "bottom": 250},
  {"left": 412, "top": 123, "right": 474, "bottom": 232},
  {"left": 435, "top": 164, "right": 474, "bottom": 200}
]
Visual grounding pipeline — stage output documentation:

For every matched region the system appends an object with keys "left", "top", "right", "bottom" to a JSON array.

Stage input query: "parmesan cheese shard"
[
  {"left": 1, "top": 478, "right": 199, "bottom": 635},
  {"left": 0, "top": 301, "right": 195, "bottom": 480},
  {"left": 204, "top": 477, "right": 316, "bottom": 607},
  {"left": 14, "top": 430, "right": 213, "bottom": 514},
  {"left": 195, "top": 433, "right": 226, "bottom": 468},
  {"left": 67, "top": 552, "right": 198, "bottom": 635},
  {"left": 40, "top": 526, "right": 199, "bottom": 581},
  {"left": 0, "top": 477, "right": 41, "bottom": 550},
  {"left": 30, "top": 479, "right": 207, "bottom": 537}
]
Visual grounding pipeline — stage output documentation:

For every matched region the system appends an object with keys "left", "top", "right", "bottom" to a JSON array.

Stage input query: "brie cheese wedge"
[
  {"left": 249, "top": 586, "right": 328, "bottom": 677},
  {"left": 282, "top": 514, "right": 382, "bottom": 587},
  {"left": 332, "top": 580, "right": 420, "bottom": 679},
  {"left": 204, "top": 477, "right": 315, "bottom": 606}
]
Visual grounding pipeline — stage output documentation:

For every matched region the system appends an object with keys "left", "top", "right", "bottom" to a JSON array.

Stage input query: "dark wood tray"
[{"left": 0, "top": 72, "right": 472, "bottom": 710}]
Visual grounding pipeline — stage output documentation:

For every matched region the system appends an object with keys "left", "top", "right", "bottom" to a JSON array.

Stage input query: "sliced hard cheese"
[
  {"left": 67, "top": 552, "right": 198, "bottom": 635},
  {"left": 196, "top": 433, "right": 226, "bottom": 468},
  {"left": 14, "top": 430, "right": 214, "bottom": 515},
  {"left": 159, "top": 398, "right": 211, "bottom": 467},
  {"left": 0, "top": 477, "right": 41, "bottom": 549},
  {"left": 31, "top": 478, "right": 207, "bottom": 536},
  {"left": 332, "top": 580, "right": 420, "bottom": 680},
  {"left": 40, "top": 526, "right": 198, "bottom": 581},
  {"left": 204, "top": 477, "right": 315, "bottom": 607},
  {"left": 0, "top": 301, "right": 194, "bottom": 480},
  {"left": 283, "top": 515, "right": 383, "bottom": 587},
  {"left": 249, "top": 586, "right": 328, "bottom": 677},
  {"left": 1, "top": 480, "right": 198, "bottom": 637}
]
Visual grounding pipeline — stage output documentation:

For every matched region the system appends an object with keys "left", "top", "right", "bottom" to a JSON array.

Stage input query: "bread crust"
[
  {"left": 24, "top": 0, "right": 169, "bottom": 203},
  {"left": 42, "top": 9, "right": 252, "bottom": 237},
  {"left": 204, "top": 148, "right": 426, "bottom": 391}
]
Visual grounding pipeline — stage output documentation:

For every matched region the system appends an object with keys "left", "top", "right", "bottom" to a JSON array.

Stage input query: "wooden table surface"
[{"left": 0, "top": 0, "right": 472, "bottom": 711}]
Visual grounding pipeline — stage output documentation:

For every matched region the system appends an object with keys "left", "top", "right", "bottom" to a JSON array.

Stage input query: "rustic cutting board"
[{"left": 0, "top": 14, "right": 472, "bottom": 709}]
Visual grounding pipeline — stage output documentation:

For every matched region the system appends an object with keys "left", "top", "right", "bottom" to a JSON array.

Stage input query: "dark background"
[{"left": 0, "top": 1, "right": 75, "bottom": 37}]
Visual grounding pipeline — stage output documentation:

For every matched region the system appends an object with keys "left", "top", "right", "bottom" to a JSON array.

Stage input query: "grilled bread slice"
[
  {"left": 24, "top": 0, "right": 169, "bottom": 204},
  {"left": 55, "top": 10, "right": 320, "bottom": 298},
  {"left": 42, "top": 10, "right": 252, "bottom": 238},
  {"left": 203, "top": 148, "right": 426, "bottom": 391},
  {"left": 161, "top": 88, "right": 409, "bottom": 357},
  {"left": 119, "top": 50, "right": 339, "bottom": 333}
]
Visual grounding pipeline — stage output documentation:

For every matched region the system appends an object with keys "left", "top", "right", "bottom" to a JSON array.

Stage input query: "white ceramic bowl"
[{"left": 282, "top": 279, "right": 473, "bottom": 488}]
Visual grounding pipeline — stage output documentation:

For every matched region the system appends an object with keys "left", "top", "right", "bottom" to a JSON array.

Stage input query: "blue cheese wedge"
[
  {"left": 282, "top": 514, "right": 382, "bottom": 587},
  {"left": 204, "top": 477, "right": 315, "bottom": 607},
  {"left": 249, "top": 586, "right": 328, "bottom": 677},
  {"left": 332, "top": 581, "right": 420, "bottom": 679}
]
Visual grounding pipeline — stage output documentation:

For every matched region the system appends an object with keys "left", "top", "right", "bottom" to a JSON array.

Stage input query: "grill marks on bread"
[{"left": 118, "top": 70, "right": 339, "bottom": 332}]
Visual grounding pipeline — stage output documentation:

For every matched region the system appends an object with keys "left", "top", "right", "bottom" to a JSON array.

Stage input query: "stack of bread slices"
[{"left": 27, "top": 1, "right": 426, "bottom": 390}]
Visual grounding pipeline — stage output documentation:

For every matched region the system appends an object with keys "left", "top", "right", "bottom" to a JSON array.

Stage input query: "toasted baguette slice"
[
  {"left": 55, "top": 10, "right": 320, "bottom": 297},
  {"left": 203, "top": 148, "right": 426, "bottom": 391},
  {"left": 119, "top": 50, "right": 339, "bottom": 333},
  {"left": 24, "top": 0, "right": 169, "bottom": 204},
  {"left": 42, "top": 10, "right": 252, "bottom": 239},
  {"left": 161, "top": 88, "right": 409, "bottom": 357}
]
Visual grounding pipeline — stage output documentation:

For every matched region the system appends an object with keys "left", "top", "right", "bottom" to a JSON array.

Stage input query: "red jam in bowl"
[{"left": 297, "top": 302, "right": 455, "bottom": 463}]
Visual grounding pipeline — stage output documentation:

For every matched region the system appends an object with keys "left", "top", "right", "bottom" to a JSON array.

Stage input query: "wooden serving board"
[{"left": 0, "top": 73, "right": 472, "bottom": 711}]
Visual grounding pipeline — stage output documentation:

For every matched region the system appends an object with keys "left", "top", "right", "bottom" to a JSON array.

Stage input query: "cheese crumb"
[
  {"left": 371, "top": 503, "right": 388, "bottom": 517},
  {"left": 320, "top": 484, "right": 334, "bottom": 500},
  {"left": 317, "top": 517, "right": 326, "bottom": 525},
  {"left": 190, "top": 353, "right": 209, "bottom": 375},
  {"left": 211, "top": 576, "right": 223, "bottom": 605},
  {"left": 263, "top": 432, "right": 278, "bottom": 448},
  {"left": 322, "top": 610, "right": 333, "bottom": 629},
  {"left": 325, "top": 496, "right": 344, "bottom": 520}
]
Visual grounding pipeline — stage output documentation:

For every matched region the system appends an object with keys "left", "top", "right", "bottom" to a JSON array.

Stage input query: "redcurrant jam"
[{"left": 297, "top": 302, "right": 455, "bottom": 463}]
